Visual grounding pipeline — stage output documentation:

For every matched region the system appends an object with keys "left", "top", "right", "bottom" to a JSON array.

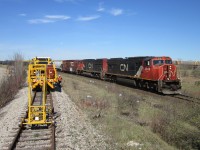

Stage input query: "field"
[
  {"left": 60, "top": 64, "right": 200, "bottom": 150},
  {"left": 0, "top": 61, "right": 199, "bottom": 149},
  {"left": 178, "top": 65, "right": 200, "bottom": 97}
]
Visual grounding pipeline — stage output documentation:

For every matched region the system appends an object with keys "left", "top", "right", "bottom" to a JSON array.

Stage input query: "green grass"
[
  {"left": 103, "top": 115, "right": 174, "bottom": 150},
  {"left": 62, "top": 74, "right": 177, "bottom": 149},
  {"left": 177, "top": 64, "right": 200, "bottom": 97},
  {"left": 61, "top": 72, "right": 200, "bottom": 150}
]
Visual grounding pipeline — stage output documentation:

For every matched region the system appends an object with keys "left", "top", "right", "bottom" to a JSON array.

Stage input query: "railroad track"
[
  {"left": 170, "top": 94, "right": 200, "bottom": 105},
  {"left": 61, "top": 72, "right": 200, "bottom": 105},
  {"left": 2, "top": 91, "right": 55, "bottom": 150}
]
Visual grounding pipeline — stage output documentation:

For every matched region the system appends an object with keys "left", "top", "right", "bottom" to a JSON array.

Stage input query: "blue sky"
[{"left": 0, "top": 0, "right": 199, "bottom": 61}]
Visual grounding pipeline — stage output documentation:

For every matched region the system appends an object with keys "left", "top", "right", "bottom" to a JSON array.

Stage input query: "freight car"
[
  {"left": 62, "top": 56, "right": 181, "bottom": 94},
  {"left": 61, "top": 60, "right": 83, "bottom": 74}
]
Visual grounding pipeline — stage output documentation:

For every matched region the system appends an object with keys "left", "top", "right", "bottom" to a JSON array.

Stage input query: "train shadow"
[{"left": 52, "top": 83, "right": 62, "bottom": 92}]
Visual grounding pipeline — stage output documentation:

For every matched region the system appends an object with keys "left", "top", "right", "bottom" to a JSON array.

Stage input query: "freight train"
[{"left": 61, "top": 56, "right": 181, "bottom": 94}]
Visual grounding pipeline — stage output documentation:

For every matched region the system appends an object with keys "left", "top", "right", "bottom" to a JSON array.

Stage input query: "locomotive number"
[{"left": 120, "top": 64, "right": 128, "bottom": 71}]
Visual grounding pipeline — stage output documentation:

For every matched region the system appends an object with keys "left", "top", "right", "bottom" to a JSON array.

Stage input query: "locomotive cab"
[{"left": 141, "top": 57, "right": 181, "bottom": 94}]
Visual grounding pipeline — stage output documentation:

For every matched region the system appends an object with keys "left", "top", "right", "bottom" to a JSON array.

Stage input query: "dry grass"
[
  {"left": 0, "top": 53, "right": 26, "bottom": 108},
  {"left": 60, "top": 71, "right": 200, "bottom": 150},
  {"left": 177, "top": 64, "right": 200, "bottom": 98},
  {"left": 61, "top": 73, "right": 176, "bottom": 150}
]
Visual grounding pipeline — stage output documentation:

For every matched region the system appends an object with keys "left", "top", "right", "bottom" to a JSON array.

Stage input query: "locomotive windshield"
[
  {"left": 153, "top": 60, "right": 164, "bottom": 65},
  {"left": 153, "top": 59, "right": 172, "bottom": 66},
  {"left": 165, "top": 60, "right": 172, "bottom": 64}
]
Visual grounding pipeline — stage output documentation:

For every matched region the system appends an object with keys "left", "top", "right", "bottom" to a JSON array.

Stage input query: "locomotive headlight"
[{"left": 169, "top": 66, "right": 172, "bottom": 70}]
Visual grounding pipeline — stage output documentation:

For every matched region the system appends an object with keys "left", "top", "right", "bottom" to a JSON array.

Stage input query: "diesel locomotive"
[{"left": 61, "top": 56, "right": 181, "bottom": 94}]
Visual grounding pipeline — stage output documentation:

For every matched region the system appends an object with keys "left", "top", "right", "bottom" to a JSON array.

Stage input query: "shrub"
[
  {"left": 0, "top": 53, "right": 26, "bottom": 108},
  {"left": 117, "top": 92, "right": 139, "bottom": 118},
  {"left": 165, "top": 121, "right": 200, "bottom": 150},
  {"left": 181, "top": 70, "right": 190, "bottom": 77},
  {"left": 151, "top": 101, "right": 200, "bottom": 149},
  {"left": 192, "top": 69, "right": 200, "bottom": 78}
]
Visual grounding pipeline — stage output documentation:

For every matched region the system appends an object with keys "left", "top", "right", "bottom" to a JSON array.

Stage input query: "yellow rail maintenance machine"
[{"left": 23, "top": 57, "right": 60, "bottom": 125}]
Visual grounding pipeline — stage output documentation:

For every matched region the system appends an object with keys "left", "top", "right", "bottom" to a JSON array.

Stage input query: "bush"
[
  {"left": 181, "top": 70, "right": 190, "bottom": 77},
  {"left": 151, "top": 102, "right": 200, "bottom": 150},
  {"left": 117, "top": 92, "right": 139, "bottom": 117},
  {"left": 195, "top": 81, "right": 200, "bottom": 86},
  {"left": 165, "top": 121, "right": 200, "bottom": 150},
  {"left": 0, "top": 53, "right": 26, "bottom": 108},
  {"left": 192, "top": 70, "right": 200, "bottom": 78}
]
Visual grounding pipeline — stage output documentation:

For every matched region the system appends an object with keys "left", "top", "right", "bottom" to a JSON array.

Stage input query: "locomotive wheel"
[
  {"left": 138, "top": 81, "right": 143, "bottom": 89},
  {"left": 154, "top": 84, "right": 158, "bottom": 92},
  {"left": 146, "top": 82, "right": 149, "bottom": 89}
]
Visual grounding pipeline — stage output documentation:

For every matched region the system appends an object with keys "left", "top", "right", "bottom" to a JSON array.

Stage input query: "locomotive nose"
[{"left": 163, "top": 65, "right": 172, "bottom": 80}]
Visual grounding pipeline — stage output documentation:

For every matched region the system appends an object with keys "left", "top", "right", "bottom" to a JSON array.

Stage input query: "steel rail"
[
  {"left": 7, "top": 91, "right": 56, "bottom": 150},
  {"left": 171, "top": 94, "right": 200, "bottom": 105}
]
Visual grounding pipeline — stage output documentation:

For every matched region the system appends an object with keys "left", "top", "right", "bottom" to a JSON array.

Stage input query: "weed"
[
  {"left": 195, "top": 81, "right": 200, "bottom": 86},
  {"left": 0, "top": 53, "right": 26, "bottom": 108},
  {"left": 192, "top": 69, "right": 200, "bottom": 78}
]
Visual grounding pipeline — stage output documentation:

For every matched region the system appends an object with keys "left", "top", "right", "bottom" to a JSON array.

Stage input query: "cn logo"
[
  {"left": 120, "top": 64, "right": 128, "bottom": 71},
  {"left": 88, "top": 63, "right": 93, "bottom": 69}
]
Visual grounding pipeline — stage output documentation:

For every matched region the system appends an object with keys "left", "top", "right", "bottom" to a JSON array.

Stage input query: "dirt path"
[
  {"left": 53, "top": 90, "right": 109, "bottom": 150},
  {"left": 0, "top": 88, "right": 27, "bottom": 148}
]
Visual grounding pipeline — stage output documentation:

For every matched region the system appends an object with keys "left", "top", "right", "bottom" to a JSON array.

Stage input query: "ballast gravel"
[
  {"left": 0, "top": 85, "right": 110, "bottom": 149},
  {"left": 0, "top": 87, "right": 28, "bottom": 148},
  {"left": 53, "top": 90, "right": 109, "bottom": 150}
]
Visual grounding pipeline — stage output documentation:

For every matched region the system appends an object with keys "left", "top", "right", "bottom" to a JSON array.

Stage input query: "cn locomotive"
[{"left": 61, "top": 56, "right": 181, "bottom": 94}]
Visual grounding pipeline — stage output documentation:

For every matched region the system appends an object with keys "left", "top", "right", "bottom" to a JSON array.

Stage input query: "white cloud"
[
  {"left": 28, "top": 15, "right": 71, "bottom": 24},
  {"left": 77, "top": 15, "right": 100, "bottom": 21},
  {"left": 19, "top": 13, "right": 26, "bottom": 17},
  {"left": 110, "top": 8, "right": 123, "bottom": 16},
  {"left": 28, "top": 19, "right": 55, "bottom": 24},
  {"left": 97, "top": 2, "right": 105, "bottom": 12},
  {"left": 45, "top": 15, "right": 71, "bottom": 20}
]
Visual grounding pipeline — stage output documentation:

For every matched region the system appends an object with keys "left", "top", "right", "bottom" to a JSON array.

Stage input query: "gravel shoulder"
[
  {"left": 53, "top": 90, "right": 110, "bottom": 150},
  {"left": 0, "top": 82, "right": 109, "bottom": 149},
  {"left": 0, "top": 87, "right": 27, "bottom": 148}
]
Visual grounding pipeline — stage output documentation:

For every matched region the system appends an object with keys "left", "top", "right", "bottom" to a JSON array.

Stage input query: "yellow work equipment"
[
  {"left": 23, "top": 57, "right": 57, "bottom": 125},
  {"left": 29, "top": 57, "right": 58, "bottom": 90}
]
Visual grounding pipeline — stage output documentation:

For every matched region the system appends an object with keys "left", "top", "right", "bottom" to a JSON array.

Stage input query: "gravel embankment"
[
  {"left": 53, "top": 90, "right": 109, "bottom": 150},
  {"left": 0, "top": 87, "right": 27, "bottom": 148},
  {"left": 0, "top": 81, "right": 109, "bottom": 149}
]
